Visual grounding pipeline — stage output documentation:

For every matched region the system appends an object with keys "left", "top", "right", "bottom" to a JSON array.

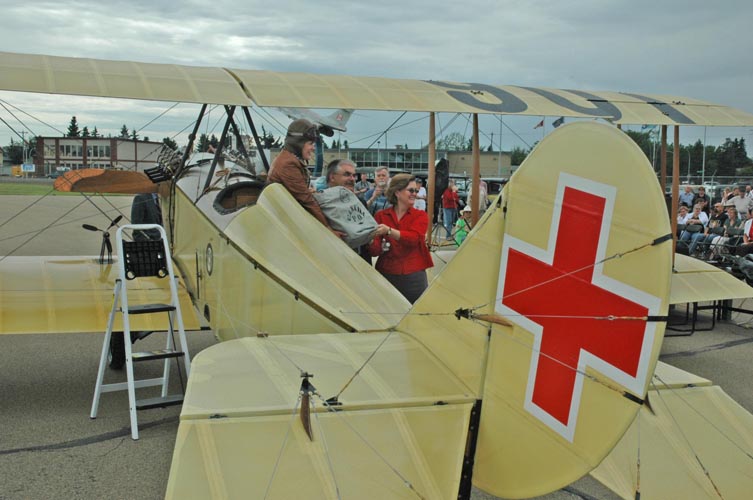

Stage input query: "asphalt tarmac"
[{"left": 2, "top": 191, "right": 752, "bottom": 500}]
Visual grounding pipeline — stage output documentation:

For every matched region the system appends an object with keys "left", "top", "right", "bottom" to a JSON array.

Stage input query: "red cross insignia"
[{"left": 495, "top": 173, "right": 660, "bottom": 441}]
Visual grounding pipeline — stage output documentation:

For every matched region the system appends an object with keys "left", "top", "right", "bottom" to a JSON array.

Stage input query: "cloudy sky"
[{"left": 1, "top": 0, "right": 751, "bottom": 156}]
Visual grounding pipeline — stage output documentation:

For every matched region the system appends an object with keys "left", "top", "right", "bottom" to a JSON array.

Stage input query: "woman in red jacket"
[
  {"left": 370, "top": 174, "right": 434, "bottom": 303},
  {"left": 441, "top": 180, "right": 460, "bottom": 240}
]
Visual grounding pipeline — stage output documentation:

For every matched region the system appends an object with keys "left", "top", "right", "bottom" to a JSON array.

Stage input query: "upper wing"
[
  {"left": 2, "top": 51, "right": 753, "bottom": 126},
  {"left": 0, "top": 256, "right": 201, "bottom": 334}
]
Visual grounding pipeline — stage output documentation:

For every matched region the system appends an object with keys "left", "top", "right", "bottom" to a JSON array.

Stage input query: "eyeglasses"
[{"left": 405, "top": 188, "right": 419, "bottom": 194}]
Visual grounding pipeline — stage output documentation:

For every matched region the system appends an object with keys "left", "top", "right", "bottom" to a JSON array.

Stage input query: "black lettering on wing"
[
  {"left": 427, "top": 81, "right": 528, "bottom": 113},
  {"left": 520, "top": 87, "right": 622, "bottom": 121},
  {"left": 620, "top": 93, "right": 695, "bottom": 125}
]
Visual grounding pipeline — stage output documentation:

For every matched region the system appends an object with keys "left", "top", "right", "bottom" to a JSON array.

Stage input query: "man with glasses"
[
  {"left": 326, "top": 159, "right": 357, "bottom": 191},
  {"left": 365, "top": 166, "right": 392, "bottom": 215}
]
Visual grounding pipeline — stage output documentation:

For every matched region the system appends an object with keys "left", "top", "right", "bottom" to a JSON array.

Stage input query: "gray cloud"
[{"left": 1, "top": 0, "right": 752, "bottom": 150}]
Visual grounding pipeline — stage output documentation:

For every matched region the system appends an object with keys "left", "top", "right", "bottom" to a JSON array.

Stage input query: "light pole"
[{"left": 377, "top": 140, "right": 380, "bottom": 167}]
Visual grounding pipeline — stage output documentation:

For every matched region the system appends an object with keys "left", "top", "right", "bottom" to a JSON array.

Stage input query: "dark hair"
[{"left": 386, "top": 173, "right": 416, "bottom": 205}]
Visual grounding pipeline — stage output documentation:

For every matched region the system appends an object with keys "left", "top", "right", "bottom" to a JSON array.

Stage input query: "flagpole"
[
  {"left": 541, "top": 116, "right": 545, "bottom": 141},
  {"left": 701, "top": 126, "right": 707, "bottom": 184}
]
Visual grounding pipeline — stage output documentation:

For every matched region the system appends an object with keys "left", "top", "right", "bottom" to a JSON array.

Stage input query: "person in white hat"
[{"left": 454, "top": 205, "right": 473, "bottom": 245}]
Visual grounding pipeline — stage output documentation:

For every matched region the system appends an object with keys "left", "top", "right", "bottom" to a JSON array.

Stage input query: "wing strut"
[
  {"left": 199, "top": 105, "right": 236, "bottom": 199},
  {"left": 241, "top": 106, "right": 272, "bottom": 173}
]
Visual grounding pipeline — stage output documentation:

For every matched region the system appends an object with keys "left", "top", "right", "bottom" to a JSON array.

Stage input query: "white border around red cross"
[{"left": 495, "top": 172, "right": 661, "bottom": 442}]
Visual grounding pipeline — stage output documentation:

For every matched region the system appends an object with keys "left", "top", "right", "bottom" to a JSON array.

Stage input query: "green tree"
[
  {"left": 5, "top": 138, "right": 24, "bottom": 163},
  {"left": 209, "top": 134, "right": 219, "bottom": 150},
  {"left": 510, "top": 146, "right": 528, "bottom": 165},
  {"left": 436, "top": 132, "right": 466, "bottom": 151},
  {"left": 67, "top": 116, "right": 80, "bottom": 137},
  {"left": 4, "top": 136, "right": 36, "bottom": 163},
  {"left": 624, "top": 130, "right": 654, "bottom": 161},
  {"left": 119, "top": 125, "right": 130, "bottom": 139},
  {"left": 343, "top": 140, "right": 349, "bottom": 149},
  {"left": 259, "top": 126, "right": 281, "bottom": 149},
  {"left": 162, "top": 137, "right": 178, "bottom": 150},
  {"left": 82, "top": 126, "right": 90, "bottom": 138},
  {"left": 91, "top": 127, "right": 100, "bottom": 138},
  {"left": 486, "top": 143, "right": 494, "bottom": 152},
  {"left": 130, "top": 129, "right": 139, "bottom": 141},
  {"left": 716, "top": 137, "right": 751, "bottom": 176},
  {"left": 196, "top": 133, "right": 210, "bottom": 152}
]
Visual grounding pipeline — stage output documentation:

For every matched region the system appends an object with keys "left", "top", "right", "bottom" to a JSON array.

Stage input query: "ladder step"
[
  {"left": 136, "top": 394, "right": 184, "bottom": 410},
  {"left": 132, "top": 349, "right": 185, "bottom": 362},
  {"left": 127, "top": 303, "right": 176, "bottom": 314}
]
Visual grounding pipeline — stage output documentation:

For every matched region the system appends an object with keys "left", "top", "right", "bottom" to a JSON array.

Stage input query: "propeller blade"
[
  {"left": 107, "top": 215, "right": 123, "bottom": 230},
  {"left": 82, "top": 224, "right": 100, "bottom": 232}
]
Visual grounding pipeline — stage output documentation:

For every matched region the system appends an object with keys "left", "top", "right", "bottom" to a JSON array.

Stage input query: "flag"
[
  {"left": 552, "top": 116, "right": 565, "bottom": 128},
  {"left": 534, "top": 119, "right": 544, "bottom": 129},
  {"left": 641, "top": 124, "right": 657, "bottom": 131}
]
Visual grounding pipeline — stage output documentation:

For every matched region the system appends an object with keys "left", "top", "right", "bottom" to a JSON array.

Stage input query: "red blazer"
[{"left": 369, "top": 207, "right": 433, "bottom": 275}]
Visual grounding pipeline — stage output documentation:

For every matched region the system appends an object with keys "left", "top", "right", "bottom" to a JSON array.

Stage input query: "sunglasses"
[{"left": 405, "top": 188, "right": 419, "bottom": 194}]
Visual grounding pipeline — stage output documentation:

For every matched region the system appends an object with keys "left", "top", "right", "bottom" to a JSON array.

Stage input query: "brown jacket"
[{"left": 267, "top": 149, "right": 330, "bottom": 228}]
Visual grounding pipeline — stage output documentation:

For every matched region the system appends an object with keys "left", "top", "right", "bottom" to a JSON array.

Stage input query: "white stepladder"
[{"left": 90, "top": 224, "right": 191, "bottom": 440}]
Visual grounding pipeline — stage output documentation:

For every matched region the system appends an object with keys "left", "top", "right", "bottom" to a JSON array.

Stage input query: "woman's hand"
[{"left": 374, "top": 224, "right": 391, "bottom": 237}]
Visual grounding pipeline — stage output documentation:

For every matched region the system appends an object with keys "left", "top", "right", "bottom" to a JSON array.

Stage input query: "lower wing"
[{"left": 0, "top": 256, "right": 201, "bottom": 334}]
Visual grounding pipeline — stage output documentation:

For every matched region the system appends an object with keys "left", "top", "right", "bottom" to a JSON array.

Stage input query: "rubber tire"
[{"left": 109, "top": 333, "right": 126, "bottom": 370}]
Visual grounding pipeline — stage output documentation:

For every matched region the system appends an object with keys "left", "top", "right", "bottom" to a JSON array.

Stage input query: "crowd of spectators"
[{"left": 676, "top": 183, "right": 753, "bottom": 261}]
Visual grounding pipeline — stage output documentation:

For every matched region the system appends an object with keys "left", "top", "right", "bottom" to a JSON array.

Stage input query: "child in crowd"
[{"left": 454, "top": 206, "right": 473, "bottom": 245}]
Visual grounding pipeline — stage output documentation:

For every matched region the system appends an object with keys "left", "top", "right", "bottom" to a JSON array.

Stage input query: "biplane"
[{"left": 2, "top": 51, "right": 753, "bottom": 499}]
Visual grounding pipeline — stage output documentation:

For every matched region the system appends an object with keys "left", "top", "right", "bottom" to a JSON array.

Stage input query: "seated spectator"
[
  {"left": 692, "top": 202, "right": 727, "bottom": 257},
  {"left": 735, "top": 217, "right": 753, "bottom": 257},
  {"left": 692, "top": 186, "right": 710, "bottom": 215},
  {"left": 679, "top": 185, "right": 695, "bottom": 207},
  {"left": 678, "top": 204, "right": 708, "bottom": 254},
  {"left": 729, "top": 186, "right": 753, "bottom": 219},
  {"left": 709, "top": 206, "right": 744, "bottom": 259}
]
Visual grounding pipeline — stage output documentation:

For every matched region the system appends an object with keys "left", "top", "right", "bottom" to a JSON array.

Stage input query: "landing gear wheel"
[{"left": 109, "top": 333, "right": 125, "bottom": 370}]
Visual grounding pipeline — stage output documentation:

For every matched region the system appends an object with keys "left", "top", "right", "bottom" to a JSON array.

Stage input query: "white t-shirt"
[{"left": 414, "top": 186, "right": 427, "bottom": 211}]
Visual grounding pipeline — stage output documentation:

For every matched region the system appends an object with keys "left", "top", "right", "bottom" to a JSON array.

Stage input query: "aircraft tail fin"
[
  {"left": 325, "top": 109, "right": 353, "bottom": 129},
  {"left": 396, "top": 121, "right": 673, "bottom": 498}
]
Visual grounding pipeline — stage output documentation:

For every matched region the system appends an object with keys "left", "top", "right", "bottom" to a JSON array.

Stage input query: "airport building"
[
  {"left": 271, "top": 146, "right": 513, "bottom": 177},
  {"left": 32, "top": 136, "right": 164, "bottom": 176}
]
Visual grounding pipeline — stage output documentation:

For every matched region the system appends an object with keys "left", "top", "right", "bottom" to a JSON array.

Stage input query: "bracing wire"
[
  {"left": 263, "top": 396, "right": 303, "bottom": 500},
  {"left": 649, "top": 377, "right": 726, "bottom": 499}
]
